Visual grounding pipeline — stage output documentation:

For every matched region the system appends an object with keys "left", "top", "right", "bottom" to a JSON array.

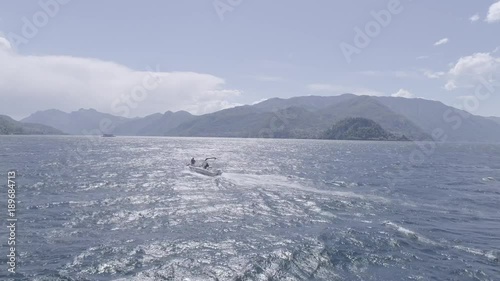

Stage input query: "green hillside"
[
  {"left": 0, "top": 115, "right": 63, "bottom": 135},
  {"left": 324, "top": 117, "right": 409, "bottom": 141}
]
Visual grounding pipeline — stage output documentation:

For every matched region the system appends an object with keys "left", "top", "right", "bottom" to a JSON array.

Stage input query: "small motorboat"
[
  {"left": 188, "top": 165, "right": 222, "bottom": 177},
  {"left": 187, "top": 157, "right": 222, "bottom": 177}
]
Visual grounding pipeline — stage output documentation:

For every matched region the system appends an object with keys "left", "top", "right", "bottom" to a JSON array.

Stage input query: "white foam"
[
  {"left": 221, "top": 173, "right": 388, "bottom": 203},
  {"left": 383, "top": 221, "right": 438, "bottom": 245},
  {"left": 453, "top": 245, "right": 498, "bottom": 261}
]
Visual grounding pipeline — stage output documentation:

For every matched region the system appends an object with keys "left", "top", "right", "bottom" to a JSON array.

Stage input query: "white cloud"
[
  {"left": 486, "top": 1, "right": 500, "bottom": 23},
  {"left": 444, "top": 81, "right": 457, "bottom": 91},
  {"left": 416, "top": 55, "right": 429, "bottom": 60},
  {"left": 391, "top": 89, "right": 414, "bottom": 98},
  {"left": 434, "top": 38, "right": 449, "bottom": 46},
  {"left": 423, "top": 70, "right": 445, "bottom": 79},
  {"left": 183, "top": 99, "right": 242, "bottom": 115},
  {"left": 445, "top": 52, "right": 500, "bottom": 90},
  {"left": 469, "top": 14, "right": 480, "bottom": 22},
  {"left": 0, "top": 36, "right": 241, "bottom": 118},
  {"left": 0, "top": 36, "right": 12, "bottom": 51},
  {"left": 251, "top": 98, "right": 270, "bottom": 105},
  {"left": 307, "top": 84, "right": 384, "bottom": 96},
  {"left": 449, "top": 53, "right": 500, "bottom": 77}
]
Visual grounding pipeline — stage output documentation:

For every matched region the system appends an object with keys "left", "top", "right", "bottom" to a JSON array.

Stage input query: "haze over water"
[{"left": 1, "top": 136, "right": 499, "bottom": 280}]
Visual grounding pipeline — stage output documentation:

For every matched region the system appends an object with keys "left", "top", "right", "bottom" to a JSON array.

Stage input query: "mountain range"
[
  {"left": 5, "top": 94, "right": 500, "bottom": 142},
  {"left": 0, "top": 115, "right": 63, "bottom": 135}
]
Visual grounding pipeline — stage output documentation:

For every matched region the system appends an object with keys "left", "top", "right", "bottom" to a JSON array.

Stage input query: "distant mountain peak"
[
  {"left": 76, "top": 108, "right": 98, "bottom": 113},
  {"left": 163, "top": 110, "right": 193, "bottom": 116}
]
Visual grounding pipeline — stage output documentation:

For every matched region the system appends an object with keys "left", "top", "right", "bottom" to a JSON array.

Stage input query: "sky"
[{"left": 1, "top": 0, "right": 500, "bottom": 119}]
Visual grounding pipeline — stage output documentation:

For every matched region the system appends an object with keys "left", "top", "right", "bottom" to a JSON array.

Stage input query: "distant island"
[
  {"left": 3, "top": 94, "right": 500, "bottom": 142},
  {"left": 324, "top": 117, "right": 409, "bottom": 141},
  {"left": 102, "top": 133, "right": 116, "bottom": 137}
]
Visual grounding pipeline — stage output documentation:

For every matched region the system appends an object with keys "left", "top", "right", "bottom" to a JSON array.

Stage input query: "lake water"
[{"left": 0, "top": 136, "right": 499, "bottom": 280}]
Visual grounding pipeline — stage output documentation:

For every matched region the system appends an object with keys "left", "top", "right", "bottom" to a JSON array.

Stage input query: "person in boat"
[
  {"left": 201, "top": 157, "right": 215, "bottom": 169},
  {"left": 190, "top": 157, "right": 196, "bottom": 166}
]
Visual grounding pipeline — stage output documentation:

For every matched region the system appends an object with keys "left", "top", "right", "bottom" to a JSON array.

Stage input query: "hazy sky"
[{"left": 1, "top": 0, "right": 500, "bottom": 119}]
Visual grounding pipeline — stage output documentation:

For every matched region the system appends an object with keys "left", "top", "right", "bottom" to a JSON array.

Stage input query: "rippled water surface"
[{"left": 1, "top": 136, "right": 499, "bottom": 280}]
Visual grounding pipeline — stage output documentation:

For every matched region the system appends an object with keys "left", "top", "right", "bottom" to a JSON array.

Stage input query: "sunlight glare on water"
[{"left": 0, "top": 136, "right": 499, "bottom": 280}]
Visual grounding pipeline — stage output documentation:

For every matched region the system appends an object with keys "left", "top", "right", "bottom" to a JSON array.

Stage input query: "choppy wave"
[{"left": 1, "top": 136, "right": 499, "bottom": 280}]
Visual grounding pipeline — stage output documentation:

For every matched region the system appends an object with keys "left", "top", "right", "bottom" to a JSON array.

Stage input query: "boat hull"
[{"left": 188, "top": 165, "right": 222, "bottom": 177}]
